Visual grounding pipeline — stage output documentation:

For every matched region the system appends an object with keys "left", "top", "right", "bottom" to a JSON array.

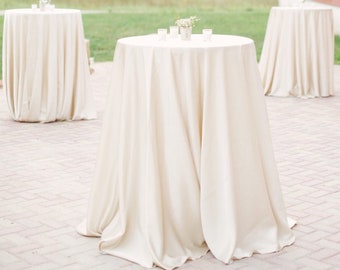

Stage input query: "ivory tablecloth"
[
  {"left": 78, "top": 34, "right": 295, "bottom": 269},
  {"left": 259, "top": 7, "right": 334, "bottom": 97},
  {"left": 2, "top": 9, "right": 96, "bottom": 122}
]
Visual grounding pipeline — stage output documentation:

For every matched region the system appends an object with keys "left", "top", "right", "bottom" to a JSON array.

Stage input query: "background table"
[
  {"left": 78, "top": 34, "right": 295, "bottom": 269},
  {"left": 2, "top": 9, "right": 96, "bottom": 122},
  {"left": 259, "top": 7, "right": 334, "bottom": 98}
]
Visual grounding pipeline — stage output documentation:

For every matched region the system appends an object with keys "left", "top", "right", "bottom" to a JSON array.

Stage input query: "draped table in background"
[
  {"left": 2, "top": 9, "right": 96, "bottom": 122},
  {"left": 259, "top": 6, "right": 334, "bottom": 98},
  {"left": 78, "top": 34, "right": 295, "bottom": 269}
]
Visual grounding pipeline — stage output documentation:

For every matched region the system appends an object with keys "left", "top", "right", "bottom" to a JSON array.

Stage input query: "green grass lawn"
[{"left": 0, "top": 1, "right": 339, "bottom": 80}]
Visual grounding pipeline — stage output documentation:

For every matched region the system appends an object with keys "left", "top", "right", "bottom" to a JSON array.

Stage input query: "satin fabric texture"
[
  {"left": 259, "top": 7, "right": 334, "bottom": 98},
  {"left": 78, "top": 35, "right": 295, "bottom": 269},
  {"left": 2, "top": 9, "right": 96, "bottom": 122}
]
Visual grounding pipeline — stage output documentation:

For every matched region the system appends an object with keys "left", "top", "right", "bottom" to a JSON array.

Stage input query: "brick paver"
[{"left": 0, "top": 63, "right": 339, "bottom": 270}]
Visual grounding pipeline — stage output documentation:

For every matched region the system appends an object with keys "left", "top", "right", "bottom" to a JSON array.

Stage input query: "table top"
[
  {"left": 118, "top": 34, "right": 254, "bottom": 49},
  {"left": 5, "top": 8, "right": 80, "bottom": 15},
  {"left": 271, "top": 6, "right": 332, "bottom": 11}
]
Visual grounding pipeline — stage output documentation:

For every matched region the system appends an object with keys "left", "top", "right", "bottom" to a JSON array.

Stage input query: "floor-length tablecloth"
[
  {"left": 78, "top": 34, "right": 295, "bottom": 269},
  {"left": 259, "top": 7, "right": 334, "bottom": 97},
  {"left": 2, "top": 9, "right": 96, "bottom": 122}
]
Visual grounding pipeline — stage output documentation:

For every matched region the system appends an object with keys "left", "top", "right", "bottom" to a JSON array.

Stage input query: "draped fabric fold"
[{"left": 77, "top": 35, "right": 295, "bottom": 269}]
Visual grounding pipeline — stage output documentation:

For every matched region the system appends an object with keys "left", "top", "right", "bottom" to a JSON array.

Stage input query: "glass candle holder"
[
  {"left": 157, "top": 28, "right": 167, "bottom": 41},
  {"left": 169, "top": 26, "right": 179, "bottom": 39},
  {"left": 202, "top": 29, "right": 212, "bottom": 42}
]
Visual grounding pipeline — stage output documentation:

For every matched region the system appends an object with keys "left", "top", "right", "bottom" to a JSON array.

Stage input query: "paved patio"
[{"left": 0, "top": 63, "right": 339, "bottom": 270}]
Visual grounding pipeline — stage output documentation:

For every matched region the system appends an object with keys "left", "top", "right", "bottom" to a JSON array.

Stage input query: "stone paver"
[{"left": 0, "top": 63, "right": 339, "bottom": 270}]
